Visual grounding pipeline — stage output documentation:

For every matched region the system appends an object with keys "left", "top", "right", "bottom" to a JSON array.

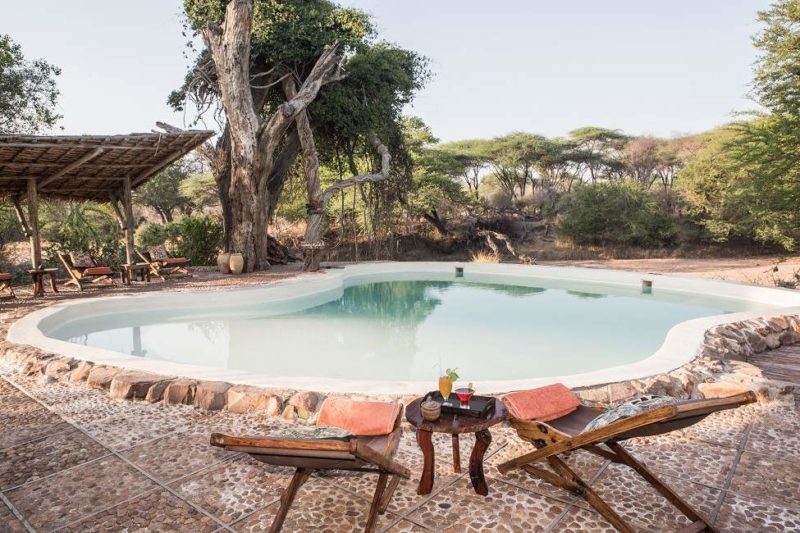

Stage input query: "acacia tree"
[{"left": 0, "top": 34, "right": 61, "bottom": 133}]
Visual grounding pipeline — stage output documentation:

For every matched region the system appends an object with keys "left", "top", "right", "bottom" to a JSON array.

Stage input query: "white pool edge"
[{"left": 8, "top": 262, "right": 800, "bottom": 395}]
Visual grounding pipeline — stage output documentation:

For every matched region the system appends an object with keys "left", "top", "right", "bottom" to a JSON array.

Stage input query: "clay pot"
[
  {"left": 217, "top": 252, "right": 231, "bottom": 274},
  {"left": 229, "top": 253, "right": 244, "bottom": 275},
  {"left": 421, "top": 400, "right": 441, "bottom": 421}
]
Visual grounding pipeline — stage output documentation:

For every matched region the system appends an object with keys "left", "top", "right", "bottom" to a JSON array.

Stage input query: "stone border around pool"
[
  {"left": 1, "top": 299, "right": 798, "bottom": 421},
  {"left": 8, "top": 262, "right": 800, "bottom": 395}
]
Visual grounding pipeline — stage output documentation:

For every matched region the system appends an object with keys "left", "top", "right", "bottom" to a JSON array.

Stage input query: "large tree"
[
  {"left": 177, "top": 0, "right": 359, "bottom": 271},
  {"left": 0, "top": 34, "right": 61, "bottom": 134}
]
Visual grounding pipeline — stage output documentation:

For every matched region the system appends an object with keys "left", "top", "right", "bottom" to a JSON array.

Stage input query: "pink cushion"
[
  {"left": 83, "top": 266, "right": 112, "bottom": 276},
  {"left": 316, "top": 398, "right": 400, "bottom": 436},
  {"left": 502, "top": 383, "right": 580, "bottom": 422},
  {"left": 163, "top": 257, "right": 188, "bottom": 265},
  {"left": 0, "top": 273, "right": 11, "bottom": 281}
]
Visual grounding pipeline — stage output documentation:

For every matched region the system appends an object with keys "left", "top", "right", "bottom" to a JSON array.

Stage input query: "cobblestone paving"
[{"left": 1, "top": 362, "right": 799, "bottom": 532}]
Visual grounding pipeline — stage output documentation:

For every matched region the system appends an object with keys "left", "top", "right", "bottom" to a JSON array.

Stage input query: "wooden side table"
[
  {"left": 121, "top": 263, "right": 151, "bottom": 285},
  {"left": 28, "top": 268, "right": 59, "bottom": 297},
  {"left": 406, "top": 397, "right": 506, "bottom": 496}
]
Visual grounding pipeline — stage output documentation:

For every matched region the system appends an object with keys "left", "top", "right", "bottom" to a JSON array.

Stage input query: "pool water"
[{"left": 48, "top": 279, "right": 768, "bottom": 383}]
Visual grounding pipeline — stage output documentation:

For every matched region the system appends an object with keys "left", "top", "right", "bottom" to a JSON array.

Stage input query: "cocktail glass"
[
  {"left": 455, "top": 387, "right": 474, "bottom": 408},
  {"left": 438, "top": 376, "right": 453, "bottom": 405}
]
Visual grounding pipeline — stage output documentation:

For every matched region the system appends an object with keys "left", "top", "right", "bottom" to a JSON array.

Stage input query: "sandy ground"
[{"left": 541, "top": 256, "right": 800, "bottom": 286}]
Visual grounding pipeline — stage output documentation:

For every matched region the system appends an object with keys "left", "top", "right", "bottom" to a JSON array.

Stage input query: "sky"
[{"left": 3, "top": 0, "right": 772, "bottom": 142}]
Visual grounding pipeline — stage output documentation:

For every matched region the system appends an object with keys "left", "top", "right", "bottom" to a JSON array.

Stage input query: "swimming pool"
[{"left": 10, "top": 263, "right": 800, "bottom": 394}]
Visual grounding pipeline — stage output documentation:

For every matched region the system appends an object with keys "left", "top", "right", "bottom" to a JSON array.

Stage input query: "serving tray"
[{"left": 423, "top": 391, "right": 496, "bottom": 418}]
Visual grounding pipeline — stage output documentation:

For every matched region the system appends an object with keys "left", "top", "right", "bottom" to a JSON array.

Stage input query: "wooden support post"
[
  {"left": 121, "top": 176, "right": 136, "bottom": 265},
  {"left": 27, "top": 178, "right": 41, "bottom": 269}
]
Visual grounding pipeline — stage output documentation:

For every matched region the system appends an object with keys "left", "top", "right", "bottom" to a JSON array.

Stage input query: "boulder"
[
  {"left": 741, "top": 328, "right": 767, "bottom": 352},
  {"left": 288, "top": 391, "right": 323, "bottom": 414},
  {"left": 44, "top": 358, "right": 73, "bottom": 380},
  {"left": 68, "top": 361, "right": 94, "bottom": 383},
  {"left": 607, "top": 381, "right": 639, "bottom": 404},
  {"left": 765, "top": 332, "right": 782, "bottom": 350},
  {"left": 194, "top": 381, "right": 231, "bottom": 410},
  {"left": 226, "top": 385, "right": 270, "bottom": 413},
  {"left": 573, "top": 386, "right": 609, "bottom": 406},
  {"left": 144, "top": 379, "right": 174, "bottom": 403},
  {"left": 163, "top": 379, "right": 197, "bottom": 405},
  {"left": 265, "top": 396, "right": 283, "bottom": 417},
  {"left": 766, "top": 316, "right": 789, "bottom": 332},
  {"left": 727, "top": 361, "right": 764, "bottom": 378},
  {"left": 697, "top": 382, "right": 754, "bottom": 400},
  {"left": 87, "top": 366, "right": 122, "bottom": 390},
  {"left": 110, "top": 370, "right": 166, "bottom": 400},
  {"left": 282, "top": 404, "right": 297, "bottom": 421}
]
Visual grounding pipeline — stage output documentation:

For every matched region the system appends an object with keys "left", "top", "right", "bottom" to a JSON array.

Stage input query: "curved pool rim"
[{"left": 8, "top": 262, "right": 800, "bottom": 395}]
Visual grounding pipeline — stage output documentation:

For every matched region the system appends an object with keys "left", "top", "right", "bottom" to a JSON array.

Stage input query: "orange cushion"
[
  {"left": 502, "top": 383, "right": 580, "bottom": 422},
  {"left": 316, "top": 398, "right": 400, "bottom": 436},
  {"left": 163, "top": 257, "right": 188, "bottom": 265},
  {"left": 84, "top": 266, "right": 112, "bottom": 276}
]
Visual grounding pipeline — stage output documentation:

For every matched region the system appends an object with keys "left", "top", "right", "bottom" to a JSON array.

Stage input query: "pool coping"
[{"left": 7, "top": 262, "right": 800, "bottom": 395}]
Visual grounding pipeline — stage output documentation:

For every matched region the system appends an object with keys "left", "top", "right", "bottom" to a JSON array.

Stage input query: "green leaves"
[{"left": 0, "top": 34, "right": 61, "bottom": 134}]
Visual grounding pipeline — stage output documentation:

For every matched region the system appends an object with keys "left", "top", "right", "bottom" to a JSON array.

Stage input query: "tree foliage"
[
  {"left": 559, "top": 182, "right": 677, "bottom": 247},
  {"left": 0, "top": 34, "right": 61, "bottom": 133}
]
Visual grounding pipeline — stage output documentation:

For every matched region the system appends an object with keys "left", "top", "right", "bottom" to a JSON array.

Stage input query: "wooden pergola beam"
[
  {"left": 11, "top": 195, "right": 31, "bottom": 238},
  {"left": 38, "top": 147, "right": 104, "bottom": 188},
  {"left": 131, "top": 145, "right": 190, "bottom": 188},
  {"left": 121, "top": 177, "right": 136, "bottom": 264}
]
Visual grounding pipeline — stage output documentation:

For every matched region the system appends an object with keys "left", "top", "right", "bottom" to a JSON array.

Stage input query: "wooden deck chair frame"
[
  {"left": 0, "top": 274, "right": 15, "bottom": 298},
  {"left": 210, "top": 410, "right": 410, "bottom": 533},
  {"left": 136, "top": 248, "right": 191, "bottom": 280},
  {"left": 57, "top": 253, "right": 115, "bottom": 291},
  {"left": 497, "top": 392, "right": 757, "bottom": 533}
]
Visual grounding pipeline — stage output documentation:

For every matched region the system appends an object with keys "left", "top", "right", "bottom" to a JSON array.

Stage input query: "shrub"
[
  {"left": 136, "top": 215, "right": 223, "bottom": 266},
  {"left": 44, "top": 202, "right": 123, "bottom": 268},
  {"left": 558, "top": 182, "right": 677, "bottom": 247}
]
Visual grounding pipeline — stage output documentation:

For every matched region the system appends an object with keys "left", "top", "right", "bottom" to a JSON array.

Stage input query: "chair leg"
[
  {"left": 269, "top": 467, "right": 311, "bottom": 533},
  {"left": 546, "top": 455, "right": 634, "bottom": 533},
  {"left": 364, "top": 472, "right": 389, "bottom": 533},
  {"left": 607, "top": 443, "right": 718, "bottom": 532},
  {"left": 378, "top": 474, "right": 401, "bottom": 514}
]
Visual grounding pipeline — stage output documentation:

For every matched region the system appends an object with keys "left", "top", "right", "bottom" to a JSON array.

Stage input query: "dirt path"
[{"left": 541, "top": 256, "right": 800, "bottom": 287}]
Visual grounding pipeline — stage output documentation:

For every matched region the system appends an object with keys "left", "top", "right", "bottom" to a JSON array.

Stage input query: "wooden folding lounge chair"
[
  {"left": 210, "top": 403, "right": 410, "bottom": 532},
  {"left": 498, "top": 391, "right": 757, "bottom": 533},
  {"left": 0, "top": 272, "right": 15, "bottom": 298},
  {"left": 137, "top": 245, "right": 191, "bottom": 280},
  {"left": 58, "top": 252, "right": 115, "bottom": 291}
]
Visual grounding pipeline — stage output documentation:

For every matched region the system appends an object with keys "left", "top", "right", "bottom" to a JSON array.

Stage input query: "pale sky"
[{"left": 3, "top": 0, "right": 771, "bottom": 142}]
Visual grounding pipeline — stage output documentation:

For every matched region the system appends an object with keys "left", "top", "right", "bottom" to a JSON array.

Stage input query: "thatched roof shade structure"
[{"left": 0, "top": 130, "right": 214, "bottom": 269}]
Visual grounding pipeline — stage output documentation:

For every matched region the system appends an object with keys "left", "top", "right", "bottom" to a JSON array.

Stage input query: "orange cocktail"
[{"left": 438, "top": 376, "right": 453, "bottom": 402}]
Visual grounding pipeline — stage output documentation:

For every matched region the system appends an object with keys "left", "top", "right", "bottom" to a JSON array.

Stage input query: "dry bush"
[{"left": 470, "top": 251, "right": 500, "bottom": 263}]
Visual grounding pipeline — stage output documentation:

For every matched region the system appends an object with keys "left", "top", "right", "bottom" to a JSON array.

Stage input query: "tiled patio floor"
[{"left": 1, "top": 363, "right": 799, "bottom": 532}]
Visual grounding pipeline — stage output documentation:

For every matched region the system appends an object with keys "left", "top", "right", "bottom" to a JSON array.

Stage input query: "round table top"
[{"left": 405, "top": 396, "right": 507, "bottom": 434}]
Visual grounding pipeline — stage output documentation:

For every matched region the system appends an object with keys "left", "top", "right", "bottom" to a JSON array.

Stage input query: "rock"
[
  {"left": 573, "top": 386, "right": 609, "bottom": 406},
  {"left": 87, "top": 366, "right": 122, "bottom": 390},
  {"left": 728, "top": 361, "right": 764, "bottom": 378},
  {"left": 265, "top": 396, "right": 283, "bottom": 417},
  {"left": 110, "top": 370, "right": 166, "bottom": 400},
  {"left": 282, "top": 404, "right": 297, "bottom": 421},
  {"left": 144, "top": 379, "right": 175, "bottom": 403},
  {"left": 765, "top": 332, "right": 781, "bottom": 350},
  {"left": 68, "top": 361, "right": 94, "bottom": 383},
  {"left": 607, "top": 381, "right": 639, "bottom": 404},
  {"left": 194, "top": 381, "right": 231, "bottom": 410},
  {"left": 697, "top": 382, "right": 754, "bottom": 400},
  {"left": 226, "top": 385, "right": 270, "bottom": 413},
  {"left": 741, "top": 328, "right": 767, "bottom": 352},
  {"left": 44, "top": 358, "right": 73, "bottom": 380},
  {"left": 163, "top": 379, "right": 196, "bottom": 405},
  {"left": 288, "top": 391, "right": 323, "bottom": 413},
  {"left": 766, "top": 316, "right": 789, "bottom": 332}
]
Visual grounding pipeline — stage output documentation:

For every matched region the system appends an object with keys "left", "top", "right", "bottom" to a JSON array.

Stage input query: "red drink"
[{"left": 455, "top": 388, "right": 474, "bottom": 408}]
